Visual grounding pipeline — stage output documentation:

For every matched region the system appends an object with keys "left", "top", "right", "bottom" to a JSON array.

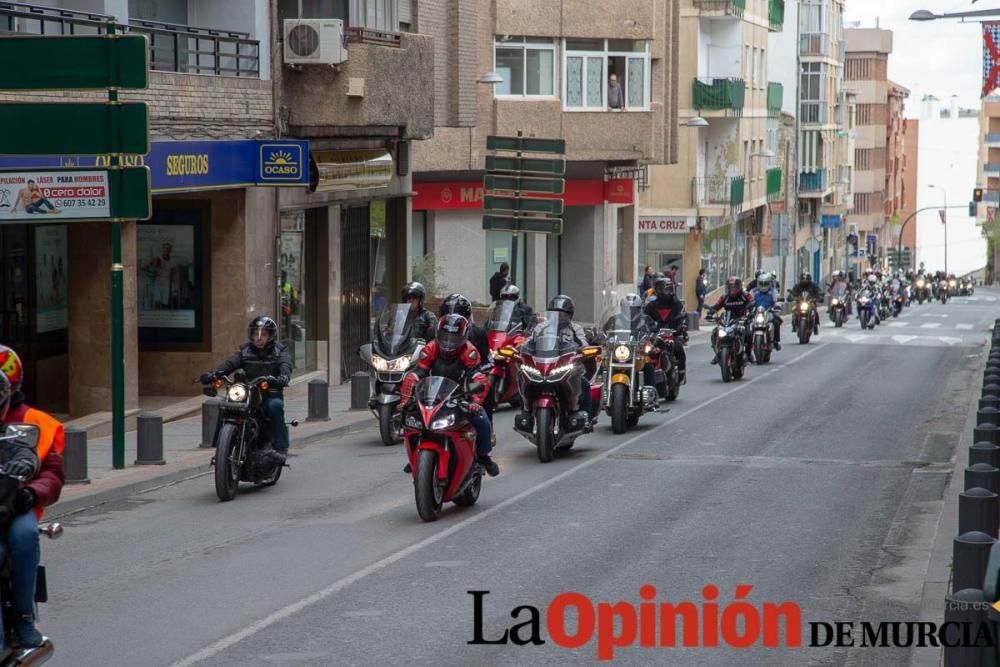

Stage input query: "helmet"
[
  {"left": 867, "top": 274, "right": 877, "bottom": 285},
  {"left": 499, "top": 284, "right": 521, "bottom": 302},
  {"left": 439, "top": 293, "right": 473, "bottom": 320},
  {"left": 247, "top": 316, "right": 277, "bottom": 348},
  {"left": 757, "top": 272, "right": 773, "bottom": 291},
  {"left": 831, "top": 270, "right": 842, "bottom": 279},
  {"left": 0, "top": 345, "right": 24, "bottom": 394},
  {"left": 799, "top": 272, "right": 812, "bottom": 284},
  {"left": 653, "top": 276, "right": 675, "bottom": 299},
  {"left": 0, "top": 373, "right": 9, "bottom": 422},
  {"left": 623, "top": 293, "right": 644, "bottom": 313},
  {"left": 401, "top": 282, "right": 426, "bottom": 307},
  {"left": 754, "top": 270, "right": 762, "bottom": 279},
  {"left": 726, "top": 276, "right": 742, "bottom": 296},
  {"left": 435, "top": 314, "right": 469, "bottom": 355},
  {"left": 547, "top": 294, "right": 576, "bottom": 324}
]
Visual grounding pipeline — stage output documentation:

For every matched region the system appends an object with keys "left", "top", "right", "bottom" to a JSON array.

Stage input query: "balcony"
[
  {"left": 692, "top": 176, "right": 732, "bottom": 207},
  {"left": 730, "top": 176, "right": 745, "bottom": 209},
  {"left": 769, "top": 0, "right": 785, "bottom": 32},
  {"left": 987, "top": 134, "right": 1000, "bottom": 147},
  {"left": 693, "top": 78, "right": 745, "bottom": 113},
  {"left": 693, "top": 0, "right": 746, "bottom": 19},
  {"left": 767, "top": 82, "right": 783, "bottom": 116},
  {"left": 985, "top": 191, "right": 1000, "bottom": 204},
  {"left": 800, "top": 101, "right": 829, "bottom": 125},
  {"left": 985, "top": 164, "right": 1000, "bottom": 175},
  {"left": 766, "top": 168, "right": 782, "bottom": 201},
  {"left": 799, "top": 169, "right": 829, "bottom": 193},
  {"left": 800, "top": 32, "right": 830, "bottom": 58}
]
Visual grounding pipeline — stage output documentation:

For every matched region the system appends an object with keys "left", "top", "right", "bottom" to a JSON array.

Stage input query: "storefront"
[{"left": 637, "top": 213, "right": 700, "bottom": 305}]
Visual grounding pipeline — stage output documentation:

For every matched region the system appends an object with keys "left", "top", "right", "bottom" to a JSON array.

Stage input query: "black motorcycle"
[
  {"left": 708, "top": 311, "right": 748, "bottom": 383},
  {"left": 790, "top": 294, "right": 818, "bottom": 344},
  {"left": 202, "top": 370, "right": 298, "bottom": 501}
]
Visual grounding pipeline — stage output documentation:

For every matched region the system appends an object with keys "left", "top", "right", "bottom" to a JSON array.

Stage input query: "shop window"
[
  {"left": 279, "top": 210, "right": 307, "bottom": 369},
  {"left": 495, "top": 37, "right": 556, "bottom": 97}
]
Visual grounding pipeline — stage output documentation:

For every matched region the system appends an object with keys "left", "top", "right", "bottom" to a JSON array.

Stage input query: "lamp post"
[
  {"left": 929, "top": 184, "right": 948, "bottom": 275},
  {"left": 679, "top": 116, "right": 708, "bottom": 302},
  {"left": 910, "top": 8, "right": 1000, "bottom": 22}
]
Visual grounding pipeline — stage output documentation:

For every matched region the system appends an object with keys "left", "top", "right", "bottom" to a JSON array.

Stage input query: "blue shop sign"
[
  {"left": 0, "top": 139, "right": 310, "bottom": 193},
  {"left": 820, "top": 214, "right": 841, "bottom": 228}
]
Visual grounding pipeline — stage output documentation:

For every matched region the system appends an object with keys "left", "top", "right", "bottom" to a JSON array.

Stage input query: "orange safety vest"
[{"left": 20, "top": 408, "right": 64, "bottom": 520}]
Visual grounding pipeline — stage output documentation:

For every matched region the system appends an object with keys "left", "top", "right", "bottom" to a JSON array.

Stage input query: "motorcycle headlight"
[
  {"left": 521, "top": 365, "right": 543, "bottom": 381},
  {"left": 950, "top": 280, "right": 957, "bottom": 287},
  {"left": 755, "top": 314, "right": 765, "bottom": 324},
  {"left": 641, "top": 341, "right": 656, "bottom": 356},
  {"left": 431, "top": 414, "right": 456, "bottom": 430},
  {"left": 613, "top": 345, "right": 632, "bottom": 362},
  {"left": 371, "top": 355, "right": 389, "bottom": 371},
  {"left": 830, "top": 298, "right": 839, "bottom": 306},
  {"left": 405, "top": 415, "right": 422, "bottom": 429},
  {"left": 917, "top": 280, "right": 925, "bottom": 288},
  {"left": 718, "top": 329, "right": 728, "bottom": 338},
  {"left": 226, "top": 384, "right": 248, "bottom": 403},
  {"left": 547, "top": 363, "right": 577, "bottom": 379},
  {"left": 391, "top": 355, "right": 412, "bottom": 371},
  {"left": 799, "top": 302, "right": 809, "bottom": 312},
  {"left": 859, "top": 296, "right": 869, "bottom": 304}
]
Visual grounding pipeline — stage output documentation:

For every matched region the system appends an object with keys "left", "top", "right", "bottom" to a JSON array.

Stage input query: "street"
[{"left": 43, "top": 292, "right": 991, "bottom": 666}]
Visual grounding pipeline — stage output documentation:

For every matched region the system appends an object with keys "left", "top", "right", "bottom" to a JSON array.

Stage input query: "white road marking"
[
  {"left": 921, "top": 314, "right": 949, "bottom": 318},
  {"left": 920, "top": 323, "right": 942, "bottom": 329},
  {"left": 891, "top": 336, "right": 917, "bottom": 345},
  {"left": 939, "top": 337, "right": 963, "bottom": 346},
  {"left": 887, "top": 322, "right": 907, "bottom": 327},
  {"left": 955, "top": 324, "right": 974, "bottom": 330},
  {"left": 168, "top": 345, "right": 829, "bottom": 667}
]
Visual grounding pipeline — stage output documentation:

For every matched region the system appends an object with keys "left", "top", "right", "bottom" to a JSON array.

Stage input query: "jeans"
[
  {"left": 696, "top": 295, "right": 705, "bottom": 316},
  {"left": 0, "top": 512, "right": 39, "bottom": 615},
  {"left": 643, "top": 363, "right": 656, "bottom": 387},
  {"left": 580, "top": 377, "right": 594, "bottom": 417},
  {"left": 470, "top": 410, "right": 492, "bottom": 457},
  {"left": 25, "top": 199, "right": 54, "bottom": 214},
  {"left": 263, "top": 397, "right": 289, "bottom": 451}
]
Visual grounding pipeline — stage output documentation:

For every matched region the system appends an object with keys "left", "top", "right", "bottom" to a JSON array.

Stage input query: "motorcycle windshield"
[
  {"left": 601, "top": 305, "right": 646, "bottom": 344},
  {"left": 414, "top": 376, "right": 460, "bottom": 409},
  {"left": 830, "top": 283, "right": 848, "bottom": 297},
  {"left": 522, "top": 311, "right": 578, "bottom": 358},
  {"left": 486, "top": 301, "right": 519, "bottom": 333},
  {"left": 375, "top": 304, "right": 417, "bottom": 356}
]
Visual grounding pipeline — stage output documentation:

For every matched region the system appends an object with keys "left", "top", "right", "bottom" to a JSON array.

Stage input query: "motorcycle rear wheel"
[
  {"left": 378, "top": 403, "right": 402, "bottom": 446},
  {"left": 536, "top": 408, "right": 555, "bottom": 463},
  {"left": 610, "top": 384, "right": 628, "bottom": 434},
  {"left": 414, "top": 449, "right": 444, "bottom": 522},
  {"left": 214, "top": 423, "right": 241, "bottom": 502},
  {"left": 665, "top": 368, "right": 680, "bottom": 401}
]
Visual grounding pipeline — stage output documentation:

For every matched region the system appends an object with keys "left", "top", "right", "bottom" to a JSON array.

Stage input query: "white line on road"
[
  {"left": 167, "top": 345, "right": 829, "bottom": 667},
  {"left": 920, "top": 323, "right": 942, "bottom": 329},
  {"left": 891, "top": 336, "right": 917, "bottom": 345},
  {"left": 955, "top": 324, "right": 974, "bottom": 330},
  {"left": 921, "top": 314, "right": 949, "bottom": 318},
  {"left": 887, "top": 322, "right": 907, "bottom": 327}
]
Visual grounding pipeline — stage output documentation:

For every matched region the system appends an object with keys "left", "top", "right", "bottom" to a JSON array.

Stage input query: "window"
[
  {"left": 744, "top": 45, "right": 751, "bottom": 82},
  {"left": 759, "top": 48, "right": 766, "bottom": 88},
  {"left": 278, "top": 0, "right": 395, "bottom": 32},
  {"left": 563, "top": 39, "right": 650, "bottom": 111},
  {"left": 752, "top": 48, "right": 758, "bottom": 87},
  {"left": 800, "top": 62, "right": 826, "bottom": 123},
  {"left": 494, "top": 37, "right": 556, "bottom": 97}
]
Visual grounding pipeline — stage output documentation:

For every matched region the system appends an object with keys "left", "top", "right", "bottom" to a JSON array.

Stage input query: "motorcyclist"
[
  {"left": 499, "top": 284, "right": 536, "bottom": 331},
  {"left": 749, "top": 272, "right": 782, "bottom": 351},
  {"left": 548, "top": 295, "right": 598, "bottom": 427},
  {"left": 642, "top": 277, "right": 689, "bottom": 384},
  {"left": 706, "top": 276, "right": 755, "bottom": 364},
  {"left": 828, "top": 270, "right": 852, "bottom": 315},
  {"left": 402, "top": 282, "right": 438, "bottom": 342},
  {"left": 439, "top": 294, "right": 489, "bottom": 363},
  {"left": 789, "top": 272, "right": 823, "bottom": 335},
  {"left": 400, "top": 314, "right": 498, "bottom": 477},
  {"left": 605, "top": 293, "right": 657, "bottom": 388},
  {"left": 200, "top": 316, "right": 292, "bottom": 464},
  {"left": 747, "top": 270, "right": 763, "bottom": 292}
]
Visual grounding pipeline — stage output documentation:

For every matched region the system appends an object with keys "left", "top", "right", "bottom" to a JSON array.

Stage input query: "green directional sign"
[
  {"left": 0, "top": 35, "right": 149, "bottom": 90},
  {"left": 485, "top": 195, "right": 563, "bottom": 216},
  {"left": 485, "top": 175, "right": 565, "bottom": 196},
  {"left": 486, "top": 135, "right": 566, "bottom": 154},
  {"left": 483, "top": 216, "right": 563, "bottom": 234},
  {"left": 110, "top": 167, "right": 152, "bottom": 219},
  {"left": 0, "top": 103, "right": 149, "bottom": 156},
  {"left": 486, "top": 155, "right": 566, "bottom": 176}
]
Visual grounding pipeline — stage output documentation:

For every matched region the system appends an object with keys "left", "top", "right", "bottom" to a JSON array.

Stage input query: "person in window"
[{"left": 608, "top": 73, "right": 624, "bottom": 110}]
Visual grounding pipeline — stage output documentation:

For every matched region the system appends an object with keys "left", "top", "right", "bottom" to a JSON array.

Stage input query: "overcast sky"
[{"left": 844, "top": 0, "right": 988, "bottom": 115}]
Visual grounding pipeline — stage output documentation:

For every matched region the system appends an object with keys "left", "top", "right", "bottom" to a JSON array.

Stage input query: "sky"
[{"left": 844, "top": 0, "right": 987, "bottom": 114}]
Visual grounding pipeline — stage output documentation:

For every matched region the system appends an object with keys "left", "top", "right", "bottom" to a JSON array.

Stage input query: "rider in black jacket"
[
  {"left": 789, "top": 272, "right": 823, "bottom": 335},
  {"left": 499, "top": 284, "right": 536, "bottom": 331},
  {"left": 201, "top": 316, "right": 292, "bottom": 462},
  {"left": 706, "top": 276, "right": 755, "bottom": 364},
  {"left": 642, "top": 276, "right": 689, "bottom": 384},
  {"left": 439, "top": 293, "right": 490, "bottom": 364},
  {"left": 402, "top": 282, "right": 438, "bottom": 342}
]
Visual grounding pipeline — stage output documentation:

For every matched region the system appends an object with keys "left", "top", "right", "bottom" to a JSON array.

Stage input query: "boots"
[
  {"left": 15, "top": 612, "right": 43, "bottom": 648},
  {"left": 478, "top": 455, "right": 500, "bottom": 477}
]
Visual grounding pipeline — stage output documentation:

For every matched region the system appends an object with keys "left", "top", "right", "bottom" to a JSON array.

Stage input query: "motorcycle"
[
  {"left": 892, "top": 291, "right": 905, "bottom": 317},
  {"left": 401, "top": 376, "right": 485, "bottom": 522},
  {"left": 960, "top": 279, "right": 975, "bottom": 296},
  {"left": 484, "top": 301, "right": 530, "bottom": 410},
  {"left": 828, "top": 292, "right": 848, "bottom": 328},
  {"left": 939, "top": 279, "right": 950, "bottom": 304},
  {"left": 856, "top": 289, "right": 878, "bottom": 330},
  {"left": 791, "top": 295, "right": 818, "bottom": 344},
  {"left": 201, "top": 370, "right": 297, "bottom": 501},
  {"left": 708, "top": 310, "right": 748, "bottom": 383},
  {"left": 359, "top": 304, "right": 426, "bottom": 446},
  {"left": 505, "top": 312, "right": 601, "bottom": 462},
  {"left": 750, "top": 305, "right": 779, "bottom": 365},
  {"left": 914, "top": 278, "right": 929, "bottom": 304},
  {"left": 598, "top": 305, "right": 658, "bottom": 434}
]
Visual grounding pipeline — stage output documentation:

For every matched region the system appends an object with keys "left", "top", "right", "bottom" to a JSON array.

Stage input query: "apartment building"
[{"left": 977, "top": 97, "right": 1000, "bottom": 281}]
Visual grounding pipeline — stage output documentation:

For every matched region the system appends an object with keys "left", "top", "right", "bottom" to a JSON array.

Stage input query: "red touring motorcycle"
[
  {"left": 402, "top": 377, "right": 486, "bottom": 522},
  {"left": 502, "top": 312, "right": 601, "bottom": 462},
  {"left": 484, "top": 301, "right": 530, "bottom": 409}
]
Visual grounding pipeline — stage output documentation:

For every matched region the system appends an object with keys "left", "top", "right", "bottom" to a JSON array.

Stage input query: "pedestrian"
[
  {"left": 489, "top": 262, "right": 510, "bottom": 302},
  {"left": 638, "top": 265, "right": 654, "bottom": 294},
  {"left": 696, "top": 268, "right": 707, "bottom": 317}
]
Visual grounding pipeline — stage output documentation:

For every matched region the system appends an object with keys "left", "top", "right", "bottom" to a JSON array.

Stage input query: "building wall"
[{"left": 900, "top": 118, "right": 919, "bottom": 252}]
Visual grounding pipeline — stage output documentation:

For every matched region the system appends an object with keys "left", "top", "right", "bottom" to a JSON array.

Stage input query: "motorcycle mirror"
[
  {"left": 468, "top": 383, "right": 485, "bottom": 394},
  {"left": 288, "top": 419, "right": 300, "bottom": 428}
]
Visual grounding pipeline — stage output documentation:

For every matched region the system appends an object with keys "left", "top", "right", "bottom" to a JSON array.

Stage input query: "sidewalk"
[{"left": 51, "top": 380, "right": 373, "bottom": 517}]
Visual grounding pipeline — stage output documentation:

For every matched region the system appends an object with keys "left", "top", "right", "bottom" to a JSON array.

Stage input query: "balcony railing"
[
  {"left": 769, "top": 0, "right": 784, "bottom": 32},
  {"left": 767, "top": 82, "right": 783, "bottom": 116},
  {"left": 766, "top": 168, "right": 782, "bottom": 201},
  {"left": 800, "top": 101, "right": 829, "bottom": 124},
  {"left": 985, "top": 191, "right": 1000, "bottom": 204},
  {"left": 346, "top": 26, "right": 401, "bottom": 47},
  {"left": 730, "top": 176, "right": 745, "bottom": 209},
  {"left": 692, "top": 176, "right": 731, "bottom": 206},
  {"left": 799, "top": 169, "right": 828, "bottom": 192},
  {"left": 0, "top": 1, "right": 260, "bottom": 77},
  {"left": 986, "top": 133, "right": 1000, "bottom": 146},
  {"left": 985, "top": 163, "right": 1000, "bottom": 175},
  {"left": 693, "top": 77, "right": 745, "bottom": 113},
  {"left": 693, "top": 0, "right": 746, "bottom": 18},
  {"left": 800, "top": 32, "right": 830, "bottom": 57}
]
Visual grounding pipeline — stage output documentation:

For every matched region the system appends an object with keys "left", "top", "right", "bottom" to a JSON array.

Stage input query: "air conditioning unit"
[{"left": 283, "top": 19, "right": 347, "bottom": 65}]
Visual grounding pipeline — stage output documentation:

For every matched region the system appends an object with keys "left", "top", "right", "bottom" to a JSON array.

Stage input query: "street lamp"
[
  {"left": 681, "top": 116, "right": 709, "bottom": 127},
  {"left": 929, "top": 184, "right": 948, "bottom": 275},
  {"left": 478, "top": 71, "right": 504, "bottom": 84},
  {"left": 909, "top": 8, "right": 1000, "bottom": 22}
]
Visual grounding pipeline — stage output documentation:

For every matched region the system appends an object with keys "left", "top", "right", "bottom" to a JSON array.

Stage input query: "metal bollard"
[
  {"left": 973, "top": 423, "right": 1000, "bottom": 448},
  {"left": 201, "top": 398, "right": 221, "bottom": 448},
  {"left": 965, "top": 463, "right": 1000, "bottom": 494},
  {"left": 960, "top": 488, "right": 1000, "bottom": 538},
  {"left": 978, "top": 407, "right": 1000, "bottom": 426},
  {"left": 982, "top": 384, "right": 1000, "bottom": 399},
  {"left": 970, "top": 442, "right": 1000, "bottom": 469},
  {"left": 350, "top": 371, "right": 370, "bottom": 410},
  {"left": 984, "top": 374, "right": 1000, "bottom": 386},
  {"left": 954, "top": 532, "right": 997, "bottom": 593},
  {"left": 942, "top": 589, "right": 991, "bottom": 667},
  {"left": 135, "top": 412, "right": 165, "bottom": 465},
  {"left": 62, "top": 426, "right": 89, "bottom": 484},
  {"left": 980, "top": 396, "right": 1000, "bottom": 412},
  {"left": 307, "top": 378, "right": 330, "bottom": 422},
  {"left": 686, "top": 312, "right": 700, "bottom": 332}
]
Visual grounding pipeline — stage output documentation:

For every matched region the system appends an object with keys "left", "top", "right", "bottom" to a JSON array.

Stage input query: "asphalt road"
[{"left": 42, "top": 290, "right": 995, "bottom": 666}]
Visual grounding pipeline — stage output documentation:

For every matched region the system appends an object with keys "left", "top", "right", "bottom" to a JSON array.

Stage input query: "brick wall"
[{"left": 0, "top": 72, "right": 273, "bottom": 141}]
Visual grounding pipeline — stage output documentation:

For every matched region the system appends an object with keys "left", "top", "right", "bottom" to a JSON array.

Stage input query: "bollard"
[
  {"left": 686, "top": 312, "right": 700, "bottom": 332},
  {"left": 350, "top": 371, "right": 370, "bottom": 410},
  {"left": 970, "top": 442, "right": 1000, "bottom": 469},
  {"left": 201, "top": 398, "right": 221, "bottom": 448},
  {"left": 307, "top": 378, "right": 330, "bottom": 422},
  {"left": 985, "top": 373, "right": 1000, "bottom": 385},
  {"left": 966, "top": 463, "right": 1000, "bottom": 494},
  {"left": 978, "top": 407, "right": 1000, "bottom": 426},
  {"left": 979, "top": 396, "right": 1000, "bottom": 411},
  {"left": 960, "top": 488, "right": 1000, "bottom": 538},
  {"left": 973, "top": 423, "right": 1000, "bottom": 448},
  {"left": 62, "top": 426, "right": 89, "bottom": 484},
  {"left": 953, "top": 532, "right": 997, "bottom": 593},
  {"left": 942, "top": 589, "right": 991, "bottom": 667},
  {"left": 983, "top": 384, "right": 1000, "bottom": 399},
  {"left": 135, "top": 412, "right": 165, "bottom": 465}
]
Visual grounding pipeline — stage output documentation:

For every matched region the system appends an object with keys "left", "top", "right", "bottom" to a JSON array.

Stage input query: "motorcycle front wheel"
[
  {"left": 378, "top": 403, "right": 402, "bottom": 446},
  {"left": 610, "top": 384, "right": 628, "bottom": 434},
  {"left": 536, "top": 407, "right": 555, "bottom": 463},
  {"left": 214, "top": 423, "right": 241, "bottom": 502},
  {"left": 414, "top": 449, "right": 444, "bottom": 522},
  {"left": 753, "top": 337, "right": 766, "bottom": 366},
  {"left": 720, "top": 348, "right": 733, "bottom": 383}
]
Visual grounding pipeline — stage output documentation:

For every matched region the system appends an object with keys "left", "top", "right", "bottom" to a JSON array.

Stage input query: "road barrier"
[
  {"left": 135, "top": 412, "right": 165, "bottom": 465},
  {"left": 307, "top": 378, "right": 330, "bottom": 422},
  {"left": 201, "top": 398, "right": 221, "bottom": 448},
  {"left": 63, "top": 426, "right": 90, "bottom": 484}
]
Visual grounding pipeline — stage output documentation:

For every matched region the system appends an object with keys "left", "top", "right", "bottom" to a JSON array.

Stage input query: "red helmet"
[
  {"left": 0, "top": 345, "right": 23, "bottom": 395},
  {"left": 726, "top": 276, "right": 743, "bottom": 295},
  {"left": 436, "top": 314, "right": 469, "bottom": 354}
]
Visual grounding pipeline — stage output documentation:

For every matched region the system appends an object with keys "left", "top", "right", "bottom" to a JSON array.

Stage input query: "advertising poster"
[
  {"left": 0, "top": 171, "right": 110, "bottom": 220},
  {"left": 137, "top": 224, "right": 197, "bottom": 329},
  {"left": 34, "top": 225, "right": 68, "bottom": 334}
]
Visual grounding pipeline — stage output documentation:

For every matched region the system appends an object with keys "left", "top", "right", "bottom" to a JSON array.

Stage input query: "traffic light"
[
  {"left": 971, "top": 202, "right": 978, "bottom": 217},
  {"left": 974, "top": 187, "right": 984, "bottom": 203}
]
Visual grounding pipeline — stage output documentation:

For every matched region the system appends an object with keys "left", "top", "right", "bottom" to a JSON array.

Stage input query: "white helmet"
[
  {"left": 867, "top": 274, "right": 877, "bottom": 284},
  {"left": 757, "top": 272, "right": 773, "bottom": 290}
]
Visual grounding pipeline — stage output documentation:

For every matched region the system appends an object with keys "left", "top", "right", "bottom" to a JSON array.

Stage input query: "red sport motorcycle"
[
  {"left": 484, "top": 301, "right": 530, "bottom": 409},
  {"left": 402, "top": 376, "right": 486, "bottom": 522},
  {"left": 502, "top": 312, "right": 601, "bottom": 462}
]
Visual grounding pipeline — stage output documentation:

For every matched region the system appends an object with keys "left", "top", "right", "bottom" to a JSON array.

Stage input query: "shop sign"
[
  {"left": 637, "top": 216, "right": 694, "bottom": 233},
  {"left": 414, "top": 179, "right": 633, "bottom": 210},
  {"left": 310, "top": 149, "right": 393, "bottom": 193},
  {"left": 0, "top": 170, "right": 110, "bottom": 219}
]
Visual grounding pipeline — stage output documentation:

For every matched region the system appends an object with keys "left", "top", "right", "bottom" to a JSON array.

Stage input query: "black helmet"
[
  {"left": 439, "top": 293, "right": 473, "bottom": 320},
  {"left": 499, "top": 284, "right": 521, "bottom": 302},
  {"left": 547, "top": 294, "right": 575, "bottom": 324},
  {"left": 436, "top": 314, "right": 469, "bottom": 355},
  {"left": 401, "top": 282, "right": 426, "bottom": 307},
  {"left": 799, "top": 272, "right": 812, "bottom": 284},
  {"left": 754, "top": 270, "right": 762, "bottom": 279},
  {"left": 726, "top": 276, "right": 742, "bottom": 295},
  {"left": 247, "top": 316, "right": 277, "bottom": 348},
  {"left": 0, "top": 373, "right": 9, "bottom": 422},
  {"left": 653, "top": 276, "right": 675, "bottom": 299}
]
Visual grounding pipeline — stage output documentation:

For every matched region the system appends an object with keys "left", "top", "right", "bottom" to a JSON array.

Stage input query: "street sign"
[
  {"left": 0, "top": 35, "right": 149, "bottom": 90},
  {"left": 486, "top": 136, "right": 566, "bottom": 154},
  {"left": 482, "top": 215, "right": 563, "bottom": 234},
  {"left": 0, "top": 103, "right": 149, "bottom": 156},
  {"left": 484, "top": 174, "right": 565, "bottom": 196},
  {"left": 0, "top": 167, "right": 151, "bottom": 221},
  {"left": 485, "top": 155, "right": 566, "bottom": 176},
  {"left": 484, "top": 194, "right": 563, "bottom": 216}
]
